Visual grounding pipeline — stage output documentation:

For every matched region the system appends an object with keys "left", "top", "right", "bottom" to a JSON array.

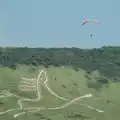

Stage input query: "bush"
[{"left": 87, "top": 79, "right": 102, "bottom": 90}]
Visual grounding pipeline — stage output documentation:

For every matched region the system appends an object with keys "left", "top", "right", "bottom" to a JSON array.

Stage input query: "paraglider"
[
  {"left": 90, "top": 34, "right": 92, "bottom": 37},
  {"left": 82, "top": 19, "right": 100, "bottom": 37}
]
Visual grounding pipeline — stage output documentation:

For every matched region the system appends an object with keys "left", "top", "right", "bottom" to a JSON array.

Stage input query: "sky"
[{"left": 0, "top": 0, "right": 120, "bottom": 48}]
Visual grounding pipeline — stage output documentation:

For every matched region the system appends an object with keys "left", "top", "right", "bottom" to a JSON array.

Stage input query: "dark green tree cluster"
[{"left": 0, "top": 46, "right": 120, "bottom": 81}]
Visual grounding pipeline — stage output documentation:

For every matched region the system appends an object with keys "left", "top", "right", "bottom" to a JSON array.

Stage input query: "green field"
[{"left": 0, "top": 65, "right": 120, "bottom": 120}]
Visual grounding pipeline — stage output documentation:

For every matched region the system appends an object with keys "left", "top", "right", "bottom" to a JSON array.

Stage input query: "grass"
[{"left": 0, "top": 65, "right": 120, "bottom": 120}]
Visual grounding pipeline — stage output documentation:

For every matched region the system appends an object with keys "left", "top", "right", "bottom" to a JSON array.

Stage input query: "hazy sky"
[{"left": 0, "top": 0, "right": 120, "bottom": 48}]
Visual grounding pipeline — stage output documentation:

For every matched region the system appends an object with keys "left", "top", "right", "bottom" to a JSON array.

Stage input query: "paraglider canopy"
[{"left": 82, "top": 19, "right": 100, "bottom": 26}]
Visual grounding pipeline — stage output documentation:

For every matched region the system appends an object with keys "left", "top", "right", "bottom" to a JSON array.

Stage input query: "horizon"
[{"left": 0, "top": 44, "right": 112, "bottom": 49}]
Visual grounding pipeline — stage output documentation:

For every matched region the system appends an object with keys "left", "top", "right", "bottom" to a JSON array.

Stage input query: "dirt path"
[{"left": 0, "top": 69, "right": 104, "bottom": 119}]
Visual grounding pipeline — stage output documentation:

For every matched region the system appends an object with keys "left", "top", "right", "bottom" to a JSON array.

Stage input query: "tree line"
[{"left": 0, "top": 46, "right": 120, "bottom": 81}]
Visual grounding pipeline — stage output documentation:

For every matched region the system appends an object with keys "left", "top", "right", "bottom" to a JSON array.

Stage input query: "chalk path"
[{"left": 0, "top": 69, "right": 104, "bottom": 119}]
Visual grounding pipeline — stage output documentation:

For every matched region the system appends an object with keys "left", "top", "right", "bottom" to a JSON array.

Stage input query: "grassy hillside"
[{"left": 0, "top": 65, "right": 120, "bottom": 120}]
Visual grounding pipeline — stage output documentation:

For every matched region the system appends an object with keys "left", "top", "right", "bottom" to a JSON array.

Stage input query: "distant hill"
[{"left": 0, "top": 46, "right": 120, "bottom": 81}]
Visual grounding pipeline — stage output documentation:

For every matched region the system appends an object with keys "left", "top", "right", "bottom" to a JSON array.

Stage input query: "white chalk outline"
[
  {"left": 0, "top": 69, "right": 104, "bottom": 119},
  {"left": 19, "top": 77, "right": 37, "bottom": 91}
]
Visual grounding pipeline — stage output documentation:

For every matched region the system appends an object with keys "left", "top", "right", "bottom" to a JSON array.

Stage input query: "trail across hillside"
[{"left": 0, "top": 69, "right": 104, "bottom": 119}]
